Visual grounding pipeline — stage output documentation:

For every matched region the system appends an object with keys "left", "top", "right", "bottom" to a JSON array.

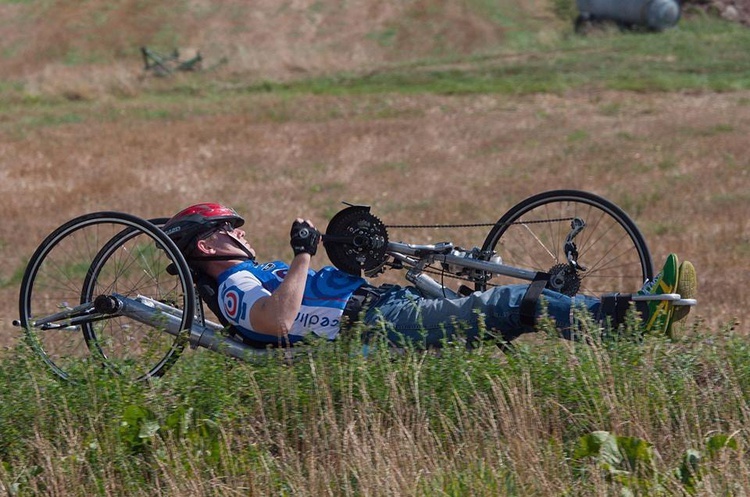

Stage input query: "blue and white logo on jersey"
[{"left": 221, "top": 285, "right": 247, "bottom": 322}]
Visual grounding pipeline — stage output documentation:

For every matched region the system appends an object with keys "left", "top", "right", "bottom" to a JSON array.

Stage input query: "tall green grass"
[{"left": 2, "top": 318, "right": 748, "bottom": 495}]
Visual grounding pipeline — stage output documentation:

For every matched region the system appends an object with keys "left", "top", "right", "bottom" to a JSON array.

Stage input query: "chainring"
[
  {"left": 547, "top": 263, "right": 581, "bottom": 296},
  {"left": 323, "top": 204, "right": 389, "bottom": 276}
]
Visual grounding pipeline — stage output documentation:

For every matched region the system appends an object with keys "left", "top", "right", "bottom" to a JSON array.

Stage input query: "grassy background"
[{"left": 1, "top": 0, "right": 750, "bottom": 494}]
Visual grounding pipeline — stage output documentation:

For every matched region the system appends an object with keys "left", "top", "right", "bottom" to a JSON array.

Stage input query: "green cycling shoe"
[{"left": 639, "top": 253, "right": 679, "bottom": 335}]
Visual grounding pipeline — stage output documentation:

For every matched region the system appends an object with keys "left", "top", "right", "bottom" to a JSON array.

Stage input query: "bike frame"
[
  {"left": 96, "top": 294, "right": 286, "bottom": 361},
  {"left": 385, "top": 240, "right": 538, "bottom": 298}
]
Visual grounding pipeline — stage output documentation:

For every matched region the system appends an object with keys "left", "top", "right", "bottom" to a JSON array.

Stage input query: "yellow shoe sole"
[{"left": 667, "top": 261, "right": 697, "bottom": 338}]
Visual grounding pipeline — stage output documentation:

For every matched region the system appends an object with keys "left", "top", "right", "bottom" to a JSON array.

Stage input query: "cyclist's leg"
[{"left": 361, "top": 285, "right": 600, "bottom": 346}]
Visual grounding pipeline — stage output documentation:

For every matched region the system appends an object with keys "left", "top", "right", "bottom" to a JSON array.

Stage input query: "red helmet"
[{"left": 163, "top": 203, "right": 244, "bottom": 254}]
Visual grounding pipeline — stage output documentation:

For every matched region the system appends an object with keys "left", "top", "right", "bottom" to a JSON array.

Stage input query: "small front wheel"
[{"left": 478, "top": 190, "right": 653, "bottom": 296}]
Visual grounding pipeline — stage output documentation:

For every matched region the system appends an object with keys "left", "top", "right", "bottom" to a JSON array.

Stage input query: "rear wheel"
[
  {"left": 478, "top": 190, "right": 653, "bottom": 296},
  {"left": 18, "top": 213, "right": 194, "bottom": 381}
]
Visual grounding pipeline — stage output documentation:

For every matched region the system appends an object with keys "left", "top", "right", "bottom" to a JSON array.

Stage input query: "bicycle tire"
[
  {"left": 477, "top": 190, "right": 653, "bottom": 296},
  {"left": 81, "top": 215, "right": 196, "bottom": 380},
  {"left": 18, "top": 213, "right": 194, "bottom": 381}
]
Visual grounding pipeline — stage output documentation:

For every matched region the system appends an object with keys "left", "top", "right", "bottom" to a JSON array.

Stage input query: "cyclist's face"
[{"left": 202, "top": 223, "right": 255, "bottom": 258}]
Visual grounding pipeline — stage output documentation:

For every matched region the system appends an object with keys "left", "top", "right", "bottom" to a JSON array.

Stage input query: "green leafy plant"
[
  {"left": 676, "top": 434, "right": 739, "bottom": 494},
  {"left": 573, "top": 431, "right": 660, "bottom": 493},
  {"left": 119, "top": 404, "right": 160, "bottom": 455}
]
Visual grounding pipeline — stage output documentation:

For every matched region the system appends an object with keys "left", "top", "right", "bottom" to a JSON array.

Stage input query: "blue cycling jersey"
[{"left": 216, "top": 260, "right": 366, "bottom": 343}]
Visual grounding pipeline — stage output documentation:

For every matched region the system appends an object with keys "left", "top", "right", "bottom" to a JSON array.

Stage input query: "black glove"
[{"left": 290, "top": 220, "right": 320, "bottom": 256}]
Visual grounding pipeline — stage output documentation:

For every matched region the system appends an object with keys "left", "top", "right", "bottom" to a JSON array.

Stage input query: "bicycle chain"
[{"left": 385, "top": 217, "right": 575, "bottom": 229}]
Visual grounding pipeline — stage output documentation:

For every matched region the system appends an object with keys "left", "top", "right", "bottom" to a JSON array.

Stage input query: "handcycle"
[{"left": 14, "top": 190, "right": 696, "bottom": 382}]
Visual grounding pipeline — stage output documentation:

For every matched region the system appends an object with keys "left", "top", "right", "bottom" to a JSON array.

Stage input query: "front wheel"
[{"left": 478, "top": 190, "right": 653, "bottom": 296}]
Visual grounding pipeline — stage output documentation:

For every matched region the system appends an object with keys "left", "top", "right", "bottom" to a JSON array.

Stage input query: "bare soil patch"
[{"left": 2, "top": 90, "right": 748, "bottom": 345}]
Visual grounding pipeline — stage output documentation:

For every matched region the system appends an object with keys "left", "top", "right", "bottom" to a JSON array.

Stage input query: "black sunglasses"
[{"left": 198, "top": 222, "right": 235, "bottom": 240}]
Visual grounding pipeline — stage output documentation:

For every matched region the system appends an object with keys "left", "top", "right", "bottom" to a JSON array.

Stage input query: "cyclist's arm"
[{"left": 248, "top": 253, "right": 311, "bottom": 336}]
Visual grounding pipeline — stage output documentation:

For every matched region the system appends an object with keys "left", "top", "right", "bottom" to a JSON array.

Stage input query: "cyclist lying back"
[{"left": 163, "top": 203, "right": 697, "bottom": 347}]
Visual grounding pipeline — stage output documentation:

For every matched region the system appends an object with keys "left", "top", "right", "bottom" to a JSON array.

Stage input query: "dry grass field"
[{"left": 1, "top": 0, "right": 749, "bottom": 347}]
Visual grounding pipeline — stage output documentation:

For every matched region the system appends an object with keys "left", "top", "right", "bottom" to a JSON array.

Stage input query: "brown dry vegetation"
[
  {"left": 1, "top": 0, "right": 749, "bottom": 346},
  {"left": 0, "top": 0, "right": 520, "bottom": 97}
]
